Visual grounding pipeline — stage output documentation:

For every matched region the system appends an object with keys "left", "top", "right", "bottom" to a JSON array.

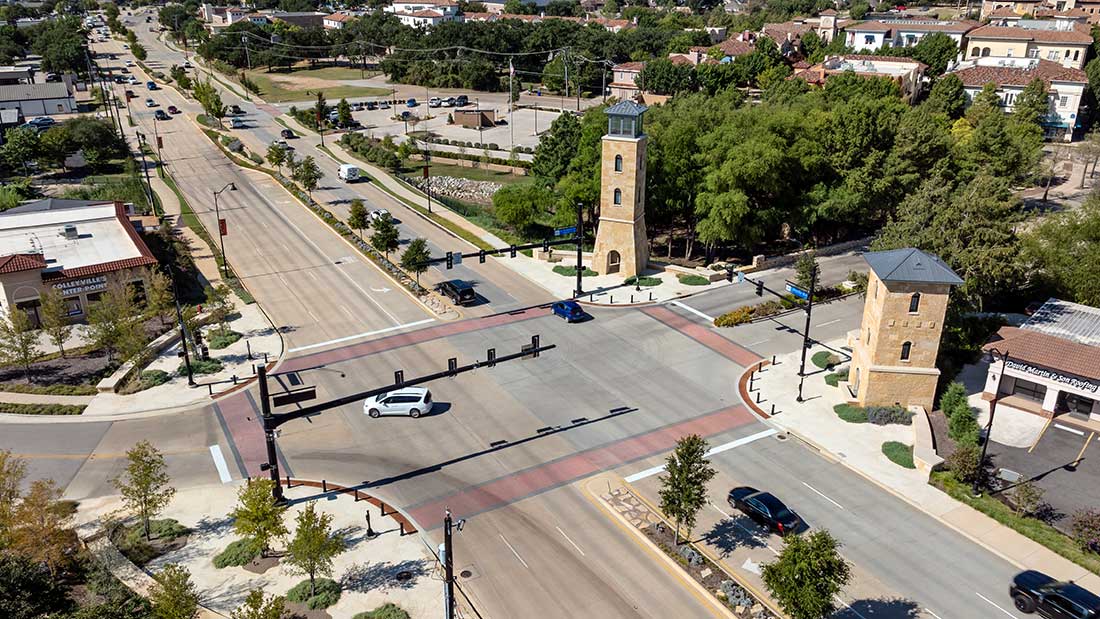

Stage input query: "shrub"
[
  {"left": 865, "top": 406, "right": 912, "bottom": 426},
  {"left": 625, "top": 275, "right": 663, "bottom": 287},
  {"left": 206, "top": 329, "right": 242, "bottom": 350},
  {"left": 881, "top": 441, "right": 915, "bottom": 469},
  {"left": 677, "top": 274, "right": 709, "bottom": 286},
  {"left": 552, "top": 264, "right": 596, "bottom": 277},
  {"left": 948, "top": 405, "right": 980, "bottom": 445},
  {"left": 946, "top": 443, "right": 982, "bottom": 484},
  {"left": 824, "top": 371, "right": 847, "bottom": 387},
  {"left": 286, "top": 577, "right": 341, "bottom": 609},
  {"left": 938, "top": 382, "right": 969, "bottom": 419},
  {"left": 1071, "top": 508, "right": 1100, "bottom": 553},
  {"left": 811, "top": 350, "right": 842, "bottom": 370},
  {"left": 180, "top": 358, "right": 223, "bottom": 376},
  {"left": 354, "top": 604, "right": 411, "bottom": 619},
  {"left": 488, "top": 143, "right": 499, "bottom": 150},
  {"left": 139, "top": 369, "right": 170, "bottom": 389},
  {"left": 0, "top": 402, "right": 85, "bottom": 415},
  {"left": 148, "top": 518, "right": 190, "bottom": 540},
  {"left": 247, "top": 152, "right": 263, "bottom": 165},
  {"left": 834, "top": 403, "right": 867, "bottom": 423},
  {"left": 714, "top": 306, "right": 752, "bottom": 327},
  {"left": 213, "top": 538, "right": 263, "bottom": 568}
]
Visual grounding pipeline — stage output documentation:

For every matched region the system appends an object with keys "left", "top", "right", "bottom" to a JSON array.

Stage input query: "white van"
[{"left": 338, "top": 164, "right": 360, "bottom": 182}]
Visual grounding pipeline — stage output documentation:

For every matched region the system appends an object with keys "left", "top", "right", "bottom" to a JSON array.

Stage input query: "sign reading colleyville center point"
[
  {"left": 1006, "top": 360, "right": 1100, "bottom": 394},
  {"left": 53, "top": 275, "right": 108, "bottom": 296}
]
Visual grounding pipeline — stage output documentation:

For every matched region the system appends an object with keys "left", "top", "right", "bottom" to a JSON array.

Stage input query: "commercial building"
[
  {"left": 793, "top": 55, "right": 927, "bottom": 103},
  {"left": 982, "top": 299, "right": 1100, "bottom": 423},
  {"left": 0, "top": 200, "right": 157, "bottom": 326},
  {"left": 0, "top": 82, "right": 75, "bottom": 118},
  {"left": 947, "top": 56, "right": 1087, "bottom": 140},
  {"left": 963, "top": 19, "right": 1092, "bottom": 69}
]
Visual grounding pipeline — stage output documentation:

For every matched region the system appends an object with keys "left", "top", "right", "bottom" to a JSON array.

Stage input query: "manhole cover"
[
  {"left": 775, "top": 433, "right": 789, "bottom": 442},
  {"left": 395, "top": 570, "right": 413, "bottom": 582},
  {"left": 460, "top": 570, "right": 472, "bottom": 578}
]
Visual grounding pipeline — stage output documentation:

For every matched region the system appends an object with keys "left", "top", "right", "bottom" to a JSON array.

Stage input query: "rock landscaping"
[{"left": 408, "top": 176, "right": 501, "bottom": 204}]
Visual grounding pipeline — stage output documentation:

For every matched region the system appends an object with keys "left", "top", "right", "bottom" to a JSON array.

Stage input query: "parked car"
[
  {"left": 124, "top": 89, "right": 135, "bottom": 99},
  {"left": 182, "top": 61, "right": 192, "bottom": 68},
  {"left": 365, "top": 101, "right": 377, "bottom": 110},
  {"left": 351, "top": 101, "right": 364, "bottom": 111},
  {"left": 146, "top": 80, "right": 157, "bottom": 90},
  {"left": 455, "top": 95, "right": 469, "bottom": 106},
  {"left": 727, "top": 487, "right": 803, "bottom": 535},
  {"left": 369, "top": 208, "right": 390, "bottom": 223},
  {"left": 229, "top": 104, "right": 243, "bottom": 115},
  {"left": 378, "top": 101, "right": 391, "bottom": 109},
  {"left": 270, "top": 138, "right": 291, "bottom": 150},
  {"left": 442, "top": 97, "right": 455, "bottom": 107},
  {"left": 127, "top": 76, "right": 139, "bottom": 85},
  {"left": 144, "top": 98, "right": 156, "bottom": 107},
  {"left": 167, "top": 105, "right": 180, "bottom": 114},
  {"left": 280, "top": 128, "right": 295, "bottom": 139},
  {"left": 154, "top": 109, "right": 170, "bottom": 120},
  {"left": 551, "top": 300, "right": 586, "bottom": 323},
  {"left": 28, "top": 117, "right": 55, "bottom": 128},
  {"left": 406, "top": 98, "right": 417, "bottom": 107},
  {"left": 439, "top": 280, "right": 477, "bottom": 306},
  {"left": 1011, "top": 570, "right": 1100, "bottom": 618},
  {"left": 125, "top": 59, "right": 134, "bottom": 67},
  {"left": 229, "top": 117, "right": 244, "bottom": 128},
  {"left": 362, "top": 387, "right": 433, "bottom": 418},
  {"left": 429, "top": 97, "right": 441, "bottom": 108},
  {"left": 114, "top": 76, "right": 126, "bottom": 83}
]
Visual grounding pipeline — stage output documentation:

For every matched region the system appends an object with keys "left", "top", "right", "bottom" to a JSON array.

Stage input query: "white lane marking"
[
  {"left": 499, "top": 534, "right": 529, "bottom": 569},
  {"left": 816, "top": 318, "right": 843, "bottom": 327},
  {"left": 624, "top": 429, "right": 777, "bottom": 482},
  {"left": 835, "top": 595, "right": 869, "bottom": 619},
  {"left": 802, "top": 481, "right": 844, "bottom": 510},
  {"left": 556, "top": 526, "right": 585, "bottom": 556},
  {"left": 287, "top": 318, "right": 436, "bottom": 353},
  {"left": 747, "top": 339, "right": 771, "bottom": 347},
  {"left": 924, "top": 608, "right": 945, "bottom": 619},
  {"left": 711, "top": 502, "right": 780, "bottom": 555},
  {"left": 741, "top": 558, "right": 761, "bottom": 574},
  {"left": 1054, "top": 423, "right": 1086, "bottom": 436},
  {"left": 976, "top": 592, "right": 1020, "bottom": 618},
  {"left": 670, "top": 301, "right": 715, "bottom": 323},
  {"left": 208, "top": 445, "right": 232, "bottom": 483},
  {"left": 340, "top": 305, "right": 356, "bottom": 321}
]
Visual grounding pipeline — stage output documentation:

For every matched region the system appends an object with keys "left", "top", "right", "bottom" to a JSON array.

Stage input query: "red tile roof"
[
  {"left": 986, "top": 7, "right": 1022, "bottom": 17},
  {"left": 967, "top": 22, "right": 1093, "bottom": 43},
  {"left": 715, "top": 37, "right": 755, "bottom": 57},
  {"left": 984, "top": 326, "right": 1100, "bottom": 382},
  {"left": 0, "top": 253, "right": 46, "bottom": 274},
  {"left": 613, "top": 61, "right": 646, "bottom": 72},
  {"left": 951, "top": 58, "right": 1087, "bottom": 87},
  {"left": 325, "top": 12, "right": 353, "bottom": 21},
  {"left": 846, "top": 20, "right": 894, "bottom": 31}
]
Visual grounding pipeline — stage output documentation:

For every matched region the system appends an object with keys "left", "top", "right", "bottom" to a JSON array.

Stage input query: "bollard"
[
  {"left": 207, "top": 384, "right": 213, "bottom": 395},
  {"left": 365, "top": 510, "right": 376, "bottom": 538},
  {"left": 380, "top": 503, "right": 387, "bottom": 516},
  {"left": 772, "top": 354, "right": 777, "bottom": 365},
  {"left": 756, "top": 391, "right": 761, "bottom": 403},
  {"left": 590, "top": 293, "right": 594, "bottom": 302},
  {"left": 246, "top": 340, "right": 253, "bottom": 360},
  {"left": 771, "top": 403, "right": 775, "bottom": 416},
  {"left": 649, "top": 292, "right": 654, "bottom": 301},
  {"left": 631, "top": 294, "right": 634, "bottom": 303},
  {"left": 322, "top": 479, "right": 327, "bottom": 492},
  {"left": 399, "top": 521, "right": 406, "bottom": 536},
  {"left": 758, "top": 361, "right": 764, "bottom": 373},
  {"left": 231, "top": 375, "right": 238, "bottom": 384},
  {"left": 610, "top": 295, "right": 614, "bottom": 304},
  {"left": 286, "top": 475, "right": 292, "bottom": 488},
  {"left": 354, "top": 490, "right": 360, "bottom": 502}
]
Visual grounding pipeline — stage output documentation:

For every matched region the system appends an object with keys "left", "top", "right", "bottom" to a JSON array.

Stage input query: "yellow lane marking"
[
  {"left": 1028, "top": 418, "right": 1052, "bottom": 453},
  {"left": 1075, "top": 432, "right": 1095, "bottom": 464}
]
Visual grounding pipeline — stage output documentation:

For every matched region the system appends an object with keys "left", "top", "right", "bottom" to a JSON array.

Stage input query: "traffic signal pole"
[
  {"left": 444, "top": 509, "right": 455, "bottom": 619},
  {"left": 574, "top": 204, "right": 584, "bottom": 298},
  {"left": 795, "top": 265, "right": 818, "bottom": 403}
]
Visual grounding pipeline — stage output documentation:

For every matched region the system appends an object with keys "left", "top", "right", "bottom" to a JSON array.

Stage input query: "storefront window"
[
  {"left": 64, "top": 297, "right": 82, "bottom": 317},
  {"left": 1061, "top": 393, "right": 1095, "bottom": 416},
  {"left": 1013, "top": 378, "right": 1047, "bottom": 402}
]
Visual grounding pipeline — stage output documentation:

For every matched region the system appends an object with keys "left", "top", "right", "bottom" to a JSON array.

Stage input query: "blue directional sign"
[
  {"left": 555, "top": 226, "right": 577, "bottom": 237},
  {"left": 785, "top": 282, "right": 809, "bottom": 300},
  {"left": 737, "top": 271, "right": 744, "bottom": 284}
]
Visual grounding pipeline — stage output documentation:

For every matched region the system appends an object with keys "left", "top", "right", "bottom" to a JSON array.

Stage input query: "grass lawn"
[
  {"left": 553, "top": 264, "right": 596, "bottom": 277},
  {"left": 408, "top": 159, "right": 525, "bottom": 185},
  {"left": 824, "top": 371, "right": 847, "bottom": 387},
  {"left": 932, "top": 471, "right": 1100, "bottom": 575},
  {"left": 882, "top": 441, "right": 915, "bottom": 469},
  {"left": 245, "top": 70, "right": 389, "bottom": 103},
  {"left": 834, "top": 403, "right": 868, "bottom": 423},
  {"left": 812, "top": 350, "right": 841, "bottom": 369},
  {"left": 281, "top": 66, "right": 383, "bottom": 81}
]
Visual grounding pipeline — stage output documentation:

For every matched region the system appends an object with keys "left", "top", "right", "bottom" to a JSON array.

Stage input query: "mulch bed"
[
  {"left": 284, "top": 602, "right": 331, "bottom": 619},
  {"left": 242, "top": 554, "right": 280, "bottom": 575}
]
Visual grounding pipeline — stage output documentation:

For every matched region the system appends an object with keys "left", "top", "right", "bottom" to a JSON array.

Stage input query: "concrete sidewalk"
[{"left": 752, "top": 341, "right": 1100, "bottom": 592}]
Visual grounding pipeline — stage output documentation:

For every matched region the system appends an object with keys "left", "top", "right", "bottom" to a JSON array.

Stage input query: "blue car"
[
  {"left": 406, "top": 98, "right": 417, "bottom": 107},
  {"left": 551, "top": 300, "right": 586, "bottom": 323}
]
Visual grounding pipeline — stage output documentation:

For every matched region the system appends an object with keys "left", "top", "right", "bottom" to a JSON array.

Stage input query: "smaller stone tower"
[
  {"left": 591, "top": 100, "right": 649, "bottom": 278},
  {"left": 847, "top": 248, "right": 963, "bottom": 411},
  {"left": 818, "top": 9, "right": 838, "bottom": 43}
]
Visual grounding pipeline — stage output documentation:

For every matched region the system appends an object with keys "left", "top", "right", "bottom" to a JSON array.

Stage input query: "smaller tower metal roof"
[
  {"left": 605, "top": 100, "right": 648, "bottom": 116},
  {"left": 862, "top": 248, "right": 963, "bottom": 286}
]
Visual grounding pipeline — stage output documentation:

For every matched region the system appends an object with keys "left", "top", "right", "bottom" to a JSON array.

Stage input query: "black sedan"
[
  {"left": 727, "top": 487, "right": 804, "bottom": 535},
  {"left": 1011, "top": 570, "right": 1100, "bottom": 618}
]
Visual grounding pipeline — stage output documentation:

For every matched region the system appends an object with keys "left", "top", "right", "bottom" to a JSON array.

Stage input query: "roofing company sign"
[
  {"left": 1006, "top": 360, "right": 1100, "bottom": 394},
  {"left": 53, "top": 275, "right": 107, "bottom": 296}
]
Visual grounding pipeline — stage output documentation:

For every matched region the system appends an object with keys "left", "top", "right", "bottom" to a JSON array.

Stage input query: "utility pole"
[
  {"left": 171, "top": 265, "right": 195, "bottom": 387},
  {"left": 509, "top": 58, "right": 515, "bottom": 154},
  {"left": 242, "top": 35, "right": 251, "bottom": 71},
  {"left": 256, "top": 365, "right": 286, "bottom": 503},
  {"left": 443, "top": 509, "right": 455, "bottom": 619},
  {"left": 562, "top": 49, "right": 568, "bottom": 114},
  {"left": 425, "top": 147, "right": 432, "bottom": 214},
  {"left": 574, "top": 203, "right": 584, "bottom": 298},
  {"left": 973, "top": 348, "right": 1010, "bottom": 497},
  {"left": 795, "top": 265, "right": 818, "bottom": 403},
  {"left": 213, "top": 182, "right": 236, "bottom": 278},
  {"left": 601, "top": 62, "right": 607, "bottom": 104},
  {"left": 134, "top": 132, "right": 155, "bottom": 212}
]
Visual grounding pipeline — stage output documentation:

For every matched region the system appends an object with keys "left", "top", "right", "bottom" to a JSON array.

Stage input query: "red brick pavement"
[
  {"left": 640, "top": 305, "right": 763, "bottom": 367},
  {"left": 406, "top": 404, "right": 757, "bottom": 528}
]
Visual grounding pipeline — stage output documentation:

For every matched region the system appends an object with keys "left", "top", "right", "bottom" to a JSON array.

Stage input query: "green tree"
[
  {"left": 266, "top": 143, "right": 287, "bottom": 173},
  {"left": 145, "top": 269, "right": 174, "bottom": 328},
  {"left": 193, "top": 79, "right": 226, "bottom": 122},
  {"left": 38, "top": 287, "right": 71, "bottom": 358},
  {"left": 9, "top": 479, "right": 76, "bottom": 578},
  {"left": 910, "top": 32, "right": 957, "bottom": 76},
  {"left": 850, "top": 0, "right": 869, "bottom": 18},
  {"left": 229, "top": 479, "right": 288, "bottom": 558},
  {"left": 86, "top": 282, "right": 144, "bottom": 363},
  {"left": 1013, "top": 78, "right": 1050, "bottom": 128},
  {"left": 762, "top": 530, "right": 852, "bottom": 619},
  {"left": 1012, "top": 481, "right": 1044, "bottom": 518},
  {"left": 0, "top": 308, "right": 40, "bottom": 382},
  {"left": 938, "top": 381, "right": 969, "bottom": 419},
  {"left": 231, "top": 589, "right": 286, "bottom": 619},
  {"left": 132, "top": 42, "right": 147, "bottom": 61},
  {"left": 2, "top": 126, "right": 40, "bottom": 175},
  {"left": 312, "top": 90, "right": 328, "bottom": 131},
  {"left": 400, "top": 237, "right": 431, "bottom": 283},
  {"left": 38, "top": 125, "right": 74, "bottom": 171},
  {"left": 112, "top": 440, "right": 176, "bottom": 541},
  {"left": 658, "top": 434, "right": 716, "bottom": 545},
  {"left": 948, "top": 404, "right": 980, "bottom": 445},
  {"left": 336, "top": 97, "right": 352, "bottom": 127},
  {"left": 794, "top": 251, "right": 818, "bottom": 293},
  {"left": 370, "top": 216, "right": 399, "bottom": 258},
  {"left": 638, "top": 57, "right": 697, "bottom": 95},
  {"left": 925, "top": 74, "right": 966, "bottom": 119},
  {"left": 493, "top": 182, "right": 549, "bottom": 232},
  {"left": 347, "top": 198, "right": 369, "bottom": 238},
  {"left": 292, "top": 155, "right": 322, "bottom": 199},
  {"left": 532, "top": 111, "right": 580, "bottom": 182},
  {"left": 204, "top": 283, "right": 233, "bottom": 331},
  {"left": 0, "top": 449, "right": 26, "bottom": 548},
  {"left": 1023, "top": 193, "right": 1100, "bottom": 305},
  {"left": 149, "top": 564, "right": 199, "bottom": 619},
  {"left": 0, "top": 553, "right": 72, "bottom": 619},
  {"left": 285, "top": 502, "right": 344, "bottom": 598}
]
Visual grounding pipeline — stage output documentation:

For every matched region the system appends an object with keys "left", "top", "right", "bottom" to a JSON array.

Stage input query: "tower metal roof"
[{"left": 862, "top": 248, "right": 963, "bottom": 286}]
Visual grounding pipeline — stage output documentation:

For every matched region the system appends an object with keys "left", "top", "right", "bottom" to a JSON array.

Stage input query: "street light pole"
[
  {"left": 795, "top": 264, "right": 818, "bottom": 403},
  {"left": 574, "top": 203, "right": 584, "bottom": 298},
  {"left": 213, "top": 182, "right": 237, "bottom": 278},
  {"left": 973, "top": 348, "right": 1010, "bottom": 497},
  {"left": 443, "top": 509, "right": 455, "bottom": 619},
  {"left": 134, "top": 131, "right": 155, "bottom": 211},
  {"left": 170, "top": 265, "right": 196, "bottom": 387}
]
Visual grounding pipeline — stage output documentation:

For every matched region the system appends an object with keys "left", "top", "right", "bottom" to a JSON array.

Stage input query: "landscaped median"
[{"left": 713, "top": 286, "right": 853, "bottom": 327}]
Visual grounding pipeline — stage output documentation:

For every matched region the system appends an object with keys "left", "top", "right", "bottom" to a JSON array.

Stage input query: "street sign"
[
  {"left": 737, "top": 271, "right": 744, "bottom": 284},
  {"left": 272, "top": 387, "right": 317, "bottom": 408},
  {"left": 452, "top": 251, "right": 462, "bottom": 266},
  {"left": 218, "top": 218, "right": 227, "bottom": 236},
  {"left": 785, "top": 282, "right": 809, "bottom": 300},
  {"left": 554, "top": 226, "right": 577, "bottom": 237}
]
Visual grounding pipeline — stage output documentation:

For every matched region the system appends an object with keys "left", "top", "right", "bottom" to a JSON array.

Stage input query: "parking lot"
[{"left": 988, "top": 417, "right": 1100, "bottom": 530}]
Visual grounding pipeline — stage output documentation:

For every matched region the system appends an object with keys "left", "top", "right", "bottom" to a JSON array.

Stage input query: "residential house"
[
  {"left": 323, "top": 12, "right": 354, "bottom": 29},
  {"left": 842, "top": 19, "right": 978, "bottom": 52},
  {"left": 608, "top": 61, "right": 643, "bottom": 100},
  {"left": 462, "top": 11, "right": 632, "bottom": 31},
  {"left": 963, "top": 19, "right": 1092, "bottom": 68},
  {"left": 793, "top": 54, "right": 927, "bottom": 103},
  {"left": 947, "top": 56, "right": 1087, "bottom": 140}
]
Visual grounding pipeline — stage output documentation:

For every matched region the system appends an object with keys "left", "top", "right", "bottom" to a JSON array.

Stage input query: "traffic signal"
[
  {"left": 531, "top": 335, "right": 540, "bottom": 358},
  {"left": 510, "top": 244, "right": 517, "bottom": 258},
  {"left": 726, "top": 268, "right": 733, "bottom": 282},
  {"left": 479, "top": 249, "right": 486, "bottom": 264},
  {"left": 755, "top": 281, "right": 764, "bottom": 297},
  {"left": 543, "top": 238, "right": 550, "bottom": 253},
  {"left": 445, "top": 251, "right": 453, "bottom": 269}
]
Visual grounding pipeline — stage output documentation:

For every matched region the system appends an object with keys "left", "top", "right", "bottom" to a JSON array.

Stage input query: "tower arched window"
[
  {"left": 613, "top": 188, "right": 622, "bottom": 205},
  {"left": 614, "top": 154, "right": 623, "bottom": 172},
  {"left": 909, "top": 292, "right": 921, "bottom": 313},
  {"left": 971, "top": 46, "right": 980, "bottom": 57},
  {"left": 981, "top": 47, "right": 991, "bottom": 56},
  {"left": 900, "top": 341, "right": 912, "bottom": 361}
]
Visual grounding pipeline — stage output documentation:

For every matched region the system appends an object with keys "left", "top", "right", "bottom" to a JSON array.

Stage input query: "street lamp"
[
  {"left": 213, "top": 182, "right": 236, "bottom": 278},
  {"left": 170, "top": 264, "right": 196, "bottom": 387},
  {"left": 973, "top": 347, "right": 1011, "bottom": 497}
]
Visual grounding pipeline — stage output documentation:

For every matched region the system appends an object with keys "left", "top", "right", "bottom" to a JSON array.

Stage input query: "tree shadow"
[
  {"left": 699, "top": 514, "right": 769, "bottom": 558},
  {"left": 836, "top": 597, "right": 921, "bottom": 619},
  {"left": 341, "top": 559, "right": 431, "bottom": 593}
]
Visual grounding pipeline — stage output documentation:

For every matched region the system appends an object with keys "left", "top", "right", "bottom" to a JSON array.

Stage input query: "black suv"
[
  {"left": 439, "top": 280, "right": 476, "bottom": 306},
  {"left": 1011, "top": 570, "right": 1100, "bottom": 618}
]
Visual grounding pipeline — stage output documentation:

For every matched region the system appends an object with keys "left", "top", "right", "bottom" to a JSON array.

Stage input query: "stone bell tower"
[{"left": 591, "top": 100, "right": 649, "bottom": 278}]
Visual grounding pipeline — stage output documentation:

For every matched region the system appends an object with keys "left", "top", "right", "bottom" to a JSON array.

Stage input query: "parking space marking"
[
  {"left": 499, "top": 534, "right": 529, "bottom": 569},
  {"left": 834, "top": 594, "right": 869, "bottom": 619},
  {"left": 802, "top": 481, "right": 844, "bottom": 510},
  {"left": 670, "top": 301, "right": 715, "bottom": 323},
  {"left": 747, "top": 339, "right": 771, "bottom": 347},
  {"left": 624, "top": 429, "right": 776, "bottom": 482},
  {"left": 976, "top": 592, "right": 1021, "bottom": 618},
  {"left": 1028, "top": 418, "right": 1051, "bottom": 453},
  {"left": 924, "top": 608, "right": 944, "bottom": 619},
  {"left": 556, "top": 526, "right": 585, "bottom": 556},
  {"left": 1054, "top": 423, "right": 1086, "bottom": 436},
  {"left": 710, "top": 502, "right": 779, "bottom": 555}
]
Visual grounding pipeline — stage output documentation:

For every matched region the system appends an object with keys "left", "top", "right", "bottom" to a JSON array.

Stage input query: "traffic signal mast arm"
[
  {"left": 735, "top": 270, "right": 806, "bottom": 310},
  {"left": 419, "top": 237, "right": 581, "bottom": 270}
]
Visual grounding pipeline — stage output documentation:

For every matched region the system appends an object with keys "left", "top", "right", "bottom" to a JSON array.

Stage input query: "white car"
[
  {"left": 369, "top": 209, "right": 390, "bottom": 223},
  {"left": 363, "top": 387, "right": 433, "bottom": 418},
  {"left": 125, "top": 60, "right": 134, "bottom": 67},
  {"left": 128, "top": 76, "right": 139, "bottom": 85},
  {"left": 145, "top": 98, "right": 156, "bottom": 107},
  {"left": 428, "top": 97, "right": 442, "bottom": 108}
]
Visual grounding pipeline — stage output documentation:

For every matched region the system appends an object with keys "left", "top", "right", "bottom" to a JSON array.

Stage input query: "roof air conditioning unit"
[{"left": 63, "top": 224, "right": 77, "bottom": 240}]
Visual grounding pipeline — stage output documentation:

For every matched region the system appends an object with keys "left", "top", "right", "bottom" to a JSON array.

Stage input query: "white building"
[
  {"left": 0, "top": 83, "right": 75, "bottom": 117},
  {"left": 386, "top": 0, "right": 459, "bottom": 28},
  {"left": 793, "top": 55, "right": 928, "bottom": 103},
  {"left": 948, "top": 56, "right": 1087, "bottom": 140},
  {"left": 323, "top": 12, "right": 354, "bottom": 29},
  {"left": 982, "top": 299, "right": 1100, "bottom": 423},
  {"left": 843, "top": 19, "right": 978, "bottom": 52}
]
